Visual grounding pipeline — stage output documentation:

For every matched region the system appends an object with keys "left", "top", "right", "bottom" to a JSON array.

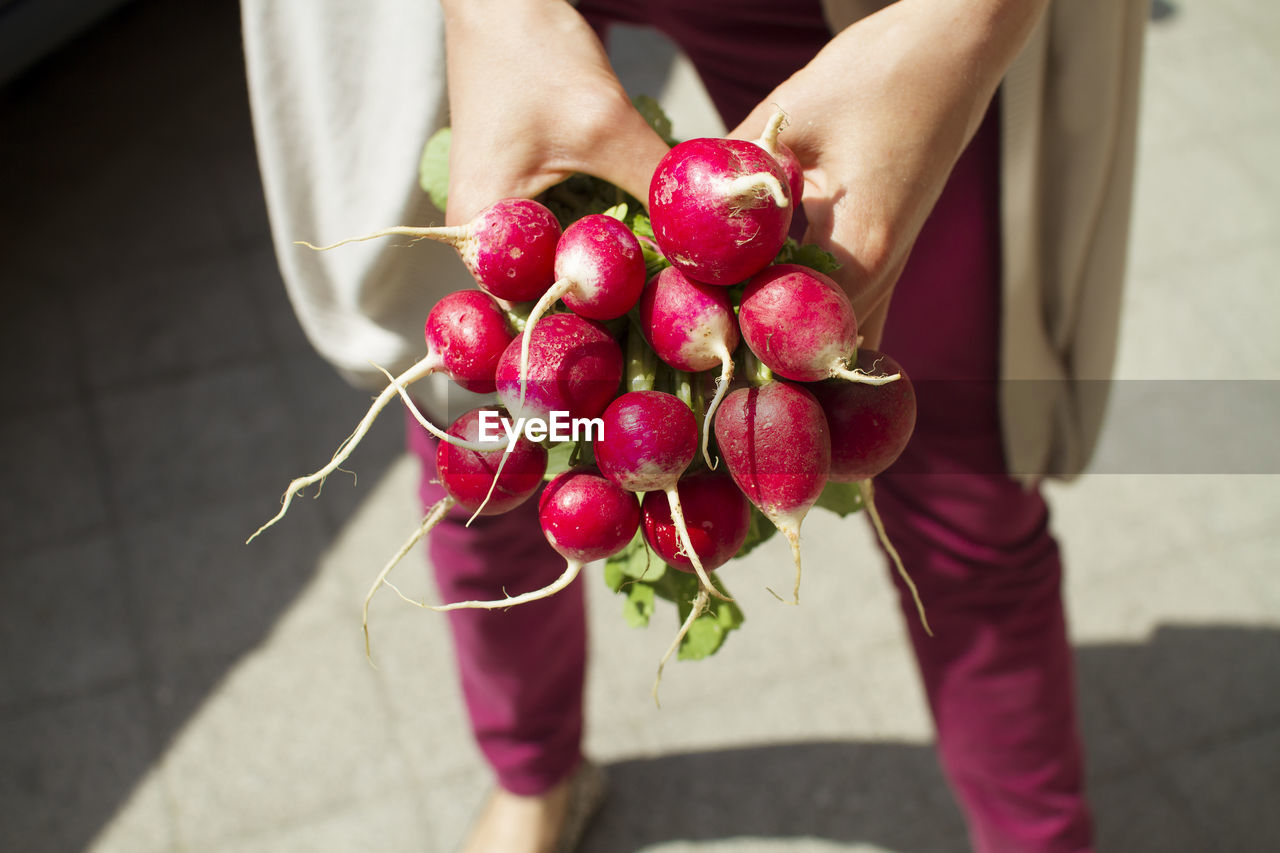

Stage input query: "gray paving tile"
[
  {"left": 1162, "top": 724, "right": 1280, "bottom": 851},
  {"left": 120, "top": 496, "right": 334, "bottom": 677},
  {"left": 96, "top": 363, "right": 300, "bottom": 523},
  {"left": 187, "top": 792, "right": 433, "bottom": 853},
  {"left": 1089, "top": 770, "right": 1210, "bottom": 853},
  {"left": 0, "top": 403, "right": 109, "bottom": 553},
  {"left": 0, "top": 271, "right": 80, "bottom": 416},
  {"left": 1082, "top": 622, "right": 1280, "bottom": 760},
  {"left": 1126, "top": 135, "right": 1280, "bottom": 281},
  {"left": 73, "top": 250, "right": 274, "bottom": 391},
  {"left": 0, "top": 685, "right": 175, "bottom": 853},
  {"left": 155, "top": 621, "right": 414, "bottom": 848},
  {"left": 0, "top": 535, "right": 140, "bottom": 707}
]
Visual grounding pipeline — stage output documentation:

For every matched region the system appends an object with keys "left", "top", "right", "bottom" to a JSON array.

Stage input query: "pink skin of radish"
[
  {"left": 434, "top": 468, "right": 640, "bottom": 612},
  {"left": 361, "top": 405, "right": 547, "bottom": 651},
  {"left": 517, "top": 214, "right": 646, "bottom": 415},
  {"left": 638, "top": 266, "right": 740, "bottom": 468},
  {"left": 649, "top": 137, "right": 793, "bottom": 286},
  {"left": 593, "top": 391, "right": 727, "bottom": 602},
  {"left": 247, "top": 290, "right": 519, "bottom": 544},
  {"left": 713, "top": 380, "right": 831, "bottom": 604},
  {"left": 752, "top": 108, "right": 804, "bottom": 207},
  {"left": 494, "top": 312, "right": 624, "bottom": 423},
  {"left": 640, "top": 471, "right": 751, "bottom": 705},
  {"left": 298, "top": 198, "right": 561, "bottom": 303},
  {"left": 807, "top": 350, "right": 931, "bottom": 635},
  {"left": 640, "top": 472, "right": 751, "bottom": 576},
  {"left": 436, "top": 407, "right": 549, "bottom": 516},
  {"left": 472, "top": 312, "right": 623, "bottom": 522},
  {"left": 423, "top": 289, "right": 515, "bottom": 394},
  {"left": 810, "top": 350, "right": 917, "bottom": 482},
  {"left": 739, "top": 264, "right": 901, "bottom": 386}
]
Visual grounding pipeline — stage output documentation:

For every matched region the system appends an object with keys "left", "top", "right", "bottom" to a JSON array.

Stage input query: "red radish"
[
  {"left": 640, "top": 472, "right": 750, "bottom": 576},
  {"left": 433, "top": 468, "right": 639, "bottom": 612},
  {"left": 494, "top": 313, "right": 623, "bottom": 423},
  {"left": 640, "top": 472, "right": 751, "bottom": 705},
  {"left": 810, "top": 350, "right": 917, "bottom": 482},
  {"left": 247, "top": 290, "right": 519, "bottom": 543},
  {"left": 474, "top": 312, "right": 623, "bottom": 521},
  {"left": 517, "top": 214, "right": 645, "bottom": 414},
  {"left": 713, "top": 380, "right": 831, "bottom": 603},
  {"left": 752, "top": 108, "right": 803, "bottom": 206},
  {"left": 362, "top": 406, "right": 548, "bottom": 653},
  {"left": 298, "top": 197, "right": 561, "bottom": 303},
  {"left": 739, "top": 264, "right": 901, "bottom": 386},
  {"left": 638, "top": 266, "right": 740, "bottom": 468},
  {"left": 435, "top": 407, "right": 549, "bottom": 516},
  {"left": 808, "top": 352, "right": 931, "bottom": 635},
  {"left": 649, "top": 137, "right": 792, "bottom": 286},
  {"left": 424, "top": 289, "right": 515, "bottom": 394},
  {"left": 594, "top": 391, "right": 726, "bottom": 601}
]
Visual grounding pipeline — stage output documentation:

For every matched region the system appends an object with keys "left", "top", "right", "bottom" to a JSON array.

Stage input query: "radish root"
[
  {"left": 701, "top": 345, "right": 734, "bottom": 470},
  {"left": 362, "top": 496, "right": 455, "bottom": 661},
  {"left": 430, "top": 559, "right": 584, "bottom": 611},
  {"left": 297, "top": 224, "right": 470, "bottom": 252},
  {"left": 652, "top": 587, "right": 710, "bottom": 708},
  {"left": 665, "top": 487, "right": 732, "bottom": 602},
  {"left": 831, "top": 364, "right": 901, "bottom": 385},
  {"left": 724, "top": 172, "right": 789, "bottom": 212},
  {"left": 858, "top": 479, "right": 932, "bottom": 636},
  {"left": 247, "top": 354, "right": 439, "bottom": 543}
]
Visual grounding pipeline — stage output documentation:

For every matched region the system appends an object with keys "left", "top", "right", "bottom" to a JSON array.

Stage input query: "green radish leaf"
[
  {"left": 774, "top": 237, "right": 842, "bottom": 275},
  {"left": 543, "top": 441, "right": 579, "bottom": 481},
  {"left": 419, "top": 127, "right": 452, "bottom": 212},
  {"left": 622, "top": 582, "right": 656, "bottom": 628},
  {"left": 814, "top": 479, "right": 865, "bottom": 517}
]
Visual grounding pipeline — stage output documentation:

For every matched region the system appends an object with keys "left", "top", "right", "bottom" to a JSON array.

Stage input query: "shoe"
[
  {"left": 458, "top": 760, "right": 609, "bottom": 853},
  {"left": 554, "top": 760, "right": 609, "bottom": 853}
]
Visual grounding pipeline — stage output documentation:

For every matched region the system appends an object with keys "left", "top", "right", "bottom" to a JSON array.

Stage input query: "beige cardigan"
[
  {"left": 243, "top": 0, "right": 1147, "bottom": 480},
  {"left": 824, "top": 1, "right": 1147, "bottom": 479}
]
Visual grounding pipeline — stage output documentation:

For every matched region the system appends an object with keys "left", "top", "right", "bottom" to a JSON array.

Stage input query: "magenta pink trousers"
[{"left": 407, "top": 2, "right": 1094, "bottom": 850}]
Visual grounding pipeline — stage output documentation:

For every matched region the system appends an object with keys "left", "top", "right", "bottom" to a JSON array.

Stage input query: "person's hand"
[
  {"left": 441, "top": 0, "right": 671, "bottom": 226},
  {"left": 729, "top": 0, "right": 1046, "bottom": 349}
]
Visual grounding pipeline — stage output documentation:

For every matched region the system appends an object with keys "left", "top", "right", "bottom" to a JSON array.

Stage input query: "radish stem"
[{"left": 665, "top": 487, "right": 731, "bottom": 602}]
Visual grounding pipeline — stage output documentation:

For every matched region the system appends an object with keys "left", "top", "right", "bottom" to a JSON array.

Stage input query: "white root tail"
[
  {"left": 296, "top": 224, "right": 470, "bottom": 252},
  {"left": 701, "top": 347, "right": 734, "bottom": 470},
  {"left": 724, "top": 172, "right": 789, "bottom": 211},
  {"left": 830, "top": 364, "right": 902, "bottom": 386},
  {"left": 430, "top": 559, "right": 585, "bottom": 612},
  {"left": 764, "top": 523, "right": 804, "bottom": 606},
  {"left": 374, "top": 364, "right": 502, "bottom": 453},
  {"left": 362, "top": 496, "right": 455, "bottom": 661},
  {"left": 858, "top": 478, "right": 932, "bottom": 637},
  {"left": 652, "top": 587, "right": 710, "bottom": 708},
  {"left": 756, "top": 106, "right": 790, "bottom": 155},
  {"left": 247, "top": 355, "right": 440, "bottom": 543},
  {"left": 665, "top": 487, "right": 731, "bottom": 602}
]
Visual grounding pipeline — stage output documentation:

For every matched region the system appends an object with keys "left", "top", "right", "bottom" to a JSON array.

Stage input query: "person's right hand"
[{"left": 440, "top": 0, "right": 671, "bottom": 226}]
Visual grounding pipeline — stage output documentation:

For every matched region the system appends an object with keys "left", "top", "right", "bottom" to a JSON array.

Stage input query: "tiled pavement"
[{"left": 1, "top": 2, "right": 1277, "bottom": 851}]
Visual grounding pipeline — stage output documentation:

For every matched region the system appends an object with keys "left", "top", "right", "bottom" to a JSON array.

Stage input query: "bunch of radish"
[{"left": 248, "top": 104, "right": 928, "bottom": 702}]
